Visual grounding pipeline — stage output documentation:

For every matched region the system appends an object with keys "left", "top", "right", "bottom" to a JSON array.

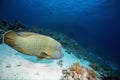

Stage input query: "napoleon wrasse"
[{"left": 3, "top": 31, "right": 63, "bottom": 59}]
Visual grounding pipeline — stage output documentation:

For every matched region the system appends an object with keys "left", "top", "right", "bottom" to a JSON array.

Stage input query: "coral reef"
[
  {"left": 57, "top": 59, "right": 63, "bottom": 67},
  {"left": 0, "top": 20, "right": 98, "bottom": 61},
  {"left": 101, "top": 72, "right": 120, "bottom": 80},
  {"left": 89, "top": 63, "right": 101, "bottom": 71},
  {"left": 0, "top": 20, "right": 120, "bottom": 79},
  {"left": 60, "top": 62, "right": 98, "bottom": 80},
  {"left": 0, "top": 29, "right": 5, "bottom": 43},
  {"left": 0, "top": 21, "right": 89, "bottom": 60},
  {"left": 28, "top": 26, "right": 90, "bottom": 61},
  {"left": 0, "top": 20, "right": 27, "bottom": 32},
  {"left": 0, "top": 20, "right": 27, "bottom": 43}
]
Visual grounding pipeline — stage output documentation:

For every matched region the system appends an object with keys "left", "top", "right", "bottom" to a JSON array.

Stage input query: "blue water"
[{"left": 0, "top": 0, "right": 120, "bottom": 69}]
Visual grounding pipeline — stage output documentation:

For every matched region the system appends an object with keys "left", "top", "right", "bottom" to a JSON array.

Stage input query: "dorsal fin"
[{"left": 17, "top": 32, "right": 37, "bottom": 37}]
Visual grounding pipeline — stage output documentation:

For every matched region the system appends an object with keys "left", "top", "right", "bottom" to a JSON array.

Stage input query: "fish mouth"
[{"left": 51, "top": 51, "right": 64, "bottom": 59}]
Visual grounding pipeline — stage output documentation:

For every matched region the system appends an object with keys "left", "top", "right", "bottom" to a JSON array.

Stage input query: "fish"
[{"left": 3, "top": 30, "right": 64, "bottom": 59}]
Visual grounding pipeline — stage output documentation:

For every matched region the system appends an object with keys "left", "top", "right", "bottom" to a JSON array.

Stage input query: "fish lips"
[{"left": 51, "top": 51, "right": 64, "bottom": 59}]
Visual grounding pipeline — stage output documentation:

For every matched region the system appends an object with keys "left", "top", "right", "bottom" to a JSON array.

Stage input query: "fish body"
[{"left": 3, "top": 31, "right": 63, "bottom": 59}]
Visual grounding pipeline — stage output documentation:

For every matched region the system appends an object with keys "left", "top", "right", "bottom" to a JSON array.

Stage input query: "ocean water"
[{"left": 0, "top": 0, "right": 120, "bottom": 73}]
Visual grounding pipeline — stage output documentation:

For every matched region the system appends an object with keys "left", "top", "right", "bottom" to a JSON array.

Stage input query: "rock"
[{"left": 6, "top": 64, "right": 11, "bottom": 68}]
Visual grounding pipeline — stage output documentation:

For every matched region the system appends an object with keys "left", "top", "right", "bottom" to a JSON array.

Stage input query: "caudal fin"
[{"left": 3, "top": 30, "right": 18, "bottom": 47}]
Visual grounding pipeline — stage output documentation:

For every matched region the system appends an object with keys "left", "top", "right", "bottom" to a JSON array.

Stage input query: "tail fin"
[{"left": 3, "top": 30, "right": 18, "bottom": 47}]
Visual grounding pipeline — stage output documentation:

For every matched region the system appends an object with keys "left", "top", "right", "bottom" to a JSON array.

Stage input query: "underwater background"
[{"left": 0, "top": 0, "right": 120, "bottom": 71}]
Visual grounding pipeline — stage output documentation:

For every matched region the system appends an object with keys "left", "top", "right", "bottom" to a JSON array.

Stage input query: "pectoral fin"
[
  {"left": 37, "top": 56, "right": 45, "bottom": 60},
  {"left": 40, "top": 52, "right": 48, "bottom": 57},
  {"left": 37, "top": 52, "right": 50, "bottom": 59}
]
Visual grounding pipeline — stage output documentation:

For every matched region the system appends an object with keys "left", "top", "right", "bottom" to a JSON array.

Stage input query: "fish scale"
[{"left": 3, "top": 31, "right": 63, "bottom": 59}]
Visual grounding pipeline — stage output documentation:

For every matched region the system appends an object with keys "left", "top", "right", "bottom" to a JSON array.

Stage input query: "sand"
[{"left": 0, "top": 43, "right": 91, "bottom": 80}]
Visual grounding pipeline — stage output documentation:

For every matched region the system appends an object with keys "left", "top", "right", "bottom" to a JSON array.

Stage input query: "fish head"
[
  {"left": 38, "top": 39, "right": 64, "bottom": 59},
  {"left": 51, "top": 48, "right": 64, "bottom": 59},
  {"left": 50, "top": 42, "right": 64, "bottom": 59},
  {"left": 39, "top": 42, "right": 64, "bottom": 59},
  {"left": 39, "top": 48, "right": 63, "bottom": 59}
]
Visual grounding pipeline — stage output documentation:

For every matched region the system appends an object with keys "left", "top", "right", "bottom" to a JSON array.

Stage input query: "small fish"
[{"left": 3, "top": 30, "right": 63, "bottom": 59}]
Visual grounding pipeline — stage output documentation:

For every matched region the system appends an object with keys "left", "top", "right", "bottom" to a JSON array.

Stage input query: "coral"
[
  {"left": 0, "top": 20, "right": 27, "bottom": 32},
  {"left": 0, "top": 21, "right": 89, "bottom": 60},
  {"left": 28, "top": 27, "right": 120, "bottom": 80},
  {"left": 0, "top": 20, "right": 27, "bottom": 44},
  {"left": 69, "top": 62, "right": 84, "bottom": 75},
  {"left": 101, "top": 74, "right": 120, "bottom": 80},
  {"left": 1, "top": 20, "right": 120, "bottom": 79},
  {"left": 87, "top": 70, "right": 99, "bottom": 80},
  {"left": 60, "top": 62, "right": 99, "bottom": 80},
  {"left": 6, "top": 64, "right": 11, "bottom": 68},
  {"left": 0, "top": 29, "right": 5, "bottom": 43},
  {"left": 27, "top": 26, "right": 88, "bottom": 58},
  {"left": 89, "top": 63, "right": 101, "bottom": 71},
  {"left": 0, "top": 20, "right": 95, "bottom": 62},
  {"left": 57, "top": 59, "right": 63, "bottom": 67}
]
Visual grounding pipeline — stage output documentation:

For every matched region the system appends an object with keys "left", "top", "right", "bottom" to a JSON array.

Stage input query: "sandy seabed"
[{"left": 0, "top": 44, "right": 91, "bottom": 80}]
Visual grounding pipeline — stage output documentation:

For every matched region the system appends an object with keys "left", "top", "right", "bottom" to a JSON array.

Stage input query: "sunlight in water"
[{"left": 22, "top": 0, "right": 106, "bottom": 13}]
